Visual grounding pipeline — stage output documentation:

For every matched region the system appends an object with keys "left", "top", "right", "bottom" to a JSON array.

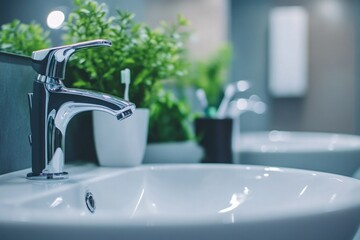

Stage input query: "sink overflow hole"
[{"left": 85, "top": 191, "right": 96, "bottom": 213}]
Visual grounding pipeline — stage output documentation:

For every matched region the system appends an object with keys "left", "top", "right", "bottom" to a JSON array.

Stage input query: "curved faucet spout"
[
  {"left": 53, "top": 87, "right": 136, "bottom": 135},
  {"left": 27, "top": 79, "right": 135, "bottom": 180},
  {"left": 28, "top": 80, "right": 135, "bottom": 180}
]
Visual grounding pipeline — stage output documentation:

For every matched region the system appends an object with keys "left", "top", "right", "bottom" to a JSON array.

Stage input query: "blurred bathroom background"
[{"left": 1, "top": 0, "right": 359, "bottom": 134}]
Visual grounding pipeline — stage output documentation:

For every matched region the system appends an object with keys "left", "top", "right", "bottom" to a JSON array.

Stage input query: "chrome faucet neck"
[
  {"left": 32, "top": 39, "right": 111, "bottom": 80},
  {"left": 27, "top": 39, "right": 135, "bottom": 180}
]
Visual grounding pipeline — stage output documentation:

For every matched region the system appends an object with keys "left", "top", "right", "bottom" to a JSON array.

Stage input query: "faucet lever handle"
[{"left": 31, "top": 39, "right": 112, "bottom": 80}]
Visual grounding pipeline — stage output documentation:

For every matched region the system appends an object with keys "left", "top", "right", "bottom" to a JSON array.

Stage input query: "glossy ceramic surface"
[{"left": 0, "top": 164, "right": 359, "bottom": 240}]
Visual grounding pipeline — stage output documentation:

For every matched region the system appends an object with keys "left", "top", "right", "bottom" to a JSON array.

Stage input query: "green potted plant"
[
  {"left": 183, "top": 44, "right": 232, "bottom": 117},
  {"left": 0, "top": 20, "right": 51, "bottom": 56},
  {"left": 62, "top": 0, "right": 200, "bottom": 165}
]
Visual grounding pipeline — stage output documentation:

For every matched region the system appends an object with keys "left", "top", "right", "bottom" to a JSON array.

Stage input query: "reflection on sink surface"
[
  {"left": 0, "top": 164, "right": 360, "bottom": 240},
  {"left": 235, "top": 131, "right": 360, "bottom": 176}
]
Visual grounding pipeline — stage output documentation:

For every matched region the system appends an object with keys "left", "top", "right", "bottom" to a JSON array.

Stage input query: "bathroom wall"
[
  {"left": 230, "top": 0, "right": 358, "bottom": 134},
  {"left": 0, "top": 53, "right": 33, "bottom": 174},
  {"left": 134, "top": 0, "right": 359, "bottom": 134},
  {"left": 144, "top": 0, "right": 229, "bottom": 60},
  {"left": 229, "top": 0, "right": 271, "bottom": 132}
]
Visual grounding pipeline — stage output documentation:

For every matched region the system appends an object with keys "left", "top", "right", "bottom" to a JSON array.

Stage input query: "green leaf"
[
  {"left": 73, "top": 80, "right": 91, "bottom": 88},
  {"left": 60, "top": 0, "right": 192, "bottom": 143},
  {"left": 0, "top": 19, "right": 51, "bottom": 56},
  {"left": 177, "top": 14, "right": 189, "bottom": 26}
]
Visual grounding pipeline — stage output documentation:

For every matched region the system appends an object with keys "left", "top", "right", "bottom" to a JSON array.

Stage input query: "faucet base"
[{"left": 26, "top": 172, "right": 69, "bottom": 180}]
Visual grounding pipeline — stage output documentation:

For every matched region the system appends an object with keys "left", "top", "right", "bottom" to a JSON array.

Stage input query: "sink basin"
[
  {"left": 0, "top": 163, "right": 360, "bottom": 240},
  {"left": 235, "top": 131, "right": 360, "bottom": 176}
]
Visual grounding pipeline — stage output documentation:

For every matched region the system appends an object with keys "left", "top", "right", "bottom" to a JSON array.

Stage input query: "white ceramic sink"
[
  {"left": 0, "top": 164, "right": 360, "bottom": 240},
  {"left": 235, "top": 131, "right": 360, "bottom": 177}
]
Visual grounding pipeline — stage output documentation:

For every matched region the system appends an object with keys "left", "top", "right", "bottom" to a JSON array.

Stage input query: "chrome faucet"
[{"left": 27, "top": 39, "right": 135, "bottom": 180}]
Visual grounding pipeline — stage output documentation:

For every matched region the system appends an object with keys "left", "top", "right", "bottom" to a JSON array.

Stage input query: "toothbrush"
[
  {"left": 216, "top": 80, "right": 251, "bottom": 119},
  {"left": 121, "top": 68, "right": 130, "bottom": 101},
  {"left": 216, "top": 84, "right": 236, "bottom": 119},
  {"left": 195, "top": 88, "right": 208, "bottom": 116}
]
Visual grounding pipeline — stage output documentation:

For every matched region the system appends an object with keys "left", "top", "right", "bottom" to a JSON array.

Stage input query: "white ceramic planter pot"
[
  {"left": 143, "top": 141, "right": 204, "bottom": 164},
  {"left": 93, "top": 108, "right": 149, "bottom": 167}
]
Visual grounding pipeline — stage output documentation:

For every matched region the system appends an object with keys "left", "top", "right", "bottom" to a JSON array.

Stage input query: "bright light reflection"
[
  {"left": 264, "top": 167, "right": 283, "bottom": 172},
  {"left": 218, "top": 187, "right": 249, "bottom": 214},
  {"left": 50, "top": 197, "right": 63, "bottom": 208},
  {"left": 253, "top": 101, "right": 266, "bottom": 114},
  {"left": 236, "top": 98, "right": 248, "bottom": 110},
  {"left": 329, "top": 193, "right": 337, "bottom": 203},
  {"left": 236, "top": 80, "right": 250, "bottom": 92},
  {"left": 298, "top": 185, "right": 308, "bottom": 197},
  {"left": 47, "top": 10, "right": 65, "bottom": 29},
  {"left": 131, "top": 188, "right": 145, "bottom": 217},
  {"left": 329, "top": 177, "right": 344, "bottom": 183},
  {"left": 316, "top": 0, "right": 344, "bottom": 22},
  {"left": 269, "top": 130, "right": 284, "bottom": 142},
  {"left": 231, "top": 213, "right": 235, "bottom": 223}
]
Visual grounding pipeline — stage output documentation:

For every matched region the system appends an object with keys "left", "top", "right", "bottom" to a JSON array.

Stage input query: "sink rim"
[
  {"left": 0, "top": 163, "right": 359, "bottom": 226},
  {"left": 236, "top": 130, "right": 360, "bottom": 153}
]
